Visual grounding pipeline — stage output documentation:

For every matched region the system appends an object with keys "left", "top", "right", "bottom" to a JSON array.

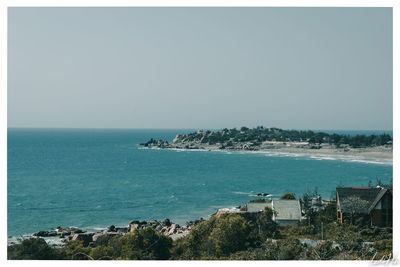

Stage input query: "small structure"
[
  {"left": 244, "top": 199, "right": 302, "bottom": 226},
  {"left": 336, "top": 187, "right": 392, "bottom": 227},
  {"left": 216, "top": 207, "right": 243, "bottom": 216},
  {"left": 246, "top": 202, "right": 272, "bottom": 213},
  {"left": 272, "top": 200, "right": 302, "bottom": 226}
]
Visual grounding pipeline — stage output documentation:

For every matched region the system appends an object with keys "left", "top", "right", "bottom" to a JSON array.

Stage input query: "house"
[
  {"left": 336, "top": 187, "right": 392, "bottom": 227},
  {"left": 272, "top": 200, "right": 302, "bottom": 226},
  {"left": 245, "top": 199, "right": 302, "bottom": 226}
]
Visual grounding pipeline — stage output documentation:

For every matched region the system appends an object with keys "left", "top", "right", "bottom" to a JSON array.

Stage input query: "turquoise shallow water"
[{"left": 7, "top": 129, "right": 392, "bottom": 236}]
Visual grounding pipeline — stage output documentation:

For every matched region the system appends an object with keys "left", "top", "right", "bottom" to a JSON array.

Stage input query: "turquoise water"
[{"left": 7, "top": 129, "right": 392, "bottom": 236}]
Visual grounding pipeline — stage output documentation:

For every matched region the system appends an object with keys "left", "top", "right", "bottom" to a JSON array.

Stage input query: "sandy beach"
[{"left": 156, "top": 143, "right": 393, "bottom": 165}]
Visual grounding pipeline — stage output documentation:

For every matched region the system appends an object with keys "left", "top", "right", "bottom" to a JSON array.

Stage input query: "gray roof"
[
  {"left": 272, "top": 200, "right": 302, "bottom": 221},
  {"left": 336, "top": 187, "right": 388, "bottom": 213},
  {"left": 246, "top": 202, "right": 272, "bottom": 213}
]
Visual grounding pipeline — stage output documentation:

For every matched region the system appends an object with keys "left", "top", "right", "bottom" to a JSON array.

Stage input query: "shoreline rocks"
[{"left": 12, "top": 218, "right": 197, "bottom": 247}]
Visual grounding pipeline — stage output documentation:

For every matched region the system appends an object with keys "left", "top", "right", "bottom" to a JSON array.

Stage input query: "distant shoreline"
[
  {"left": 141, "top": 127, "right": 393, "bottom": 165},
  {"left": 142, "top": 144, "right": 392, "bottom": 165}
]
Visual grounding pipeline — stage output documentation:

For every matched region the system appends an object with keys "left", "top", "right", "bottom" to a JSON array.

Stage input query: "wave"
[
  {"left": 309, "top": 156, "right": 336, "bottom": 161},
  {"left": 344, "top": 159, "right": 391, "bottom": 165},
  {"left": 232, "top": 191, "right": 254, "bottom": 196},
  {"left": 164, "top": 147, "right": 392, "bottom": 166}
]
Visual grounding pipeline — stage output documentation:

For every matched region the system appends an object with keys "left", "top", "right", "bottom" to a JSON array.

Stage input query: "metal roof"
[{"left": 272, "top": 200, "right": 302, "bottom": 221}]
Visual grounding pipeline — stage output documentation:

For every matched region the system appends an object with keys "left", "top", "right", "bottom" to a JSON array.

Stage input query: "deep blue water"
[{"left": 7, "top": 129, "right": 392, "bottom": 236}]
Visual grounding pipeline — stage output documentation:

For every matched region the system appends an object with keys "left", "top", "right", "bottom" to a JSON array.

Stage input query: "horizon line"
[{"left": 7, "top": 126, "right": 394, "bottom": 132}]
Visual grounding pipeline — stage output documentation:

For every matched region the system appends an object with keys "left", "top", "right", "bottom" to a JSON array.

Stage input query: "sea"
[{"left": 7, "top": 128, "right": 393, "bottom": 237}]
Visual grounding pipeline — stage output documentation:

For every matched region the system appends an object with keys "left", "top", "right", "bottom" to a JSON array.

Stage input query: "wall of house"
[{"left": 371, "top": 207, "right": 392, "bottom": 227}]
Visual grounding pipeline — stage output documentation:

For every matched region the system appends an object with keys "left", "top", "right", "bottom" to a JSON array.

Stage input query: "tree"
[
  {"left": 119, "top": 228, "right": 173, "bottom": 260},
  {"left": 250, "top": 207, "right": 280, "bottom": 242},
  {"left": 62, "top": 239, "right": 92, "bottom": 260},
  {"left": 281, "top": 192, "right": 296, "bottom": 200},
  {"left": 7, "top": 238, "right": 62, "bottom": 260},
  {"left": 340, "top": 196, "right": 370, "bottom": 225},
  {"left": 209, "top": 214, "right": 250, "bottom": 257}
]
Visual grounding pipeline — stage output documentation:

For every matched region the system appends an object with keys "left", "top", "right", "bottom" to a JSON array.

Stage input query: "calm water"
[{"left": 7, "top": 129, "right": 392, "bottom": 236}]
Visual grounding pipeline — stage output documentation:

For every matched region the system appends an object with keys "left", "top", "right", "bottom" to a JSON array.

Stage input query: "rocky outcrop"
[
  {"left": 71, "top": 233, "right": 95, "bottom": 246},
  {"left": 33, "top": 230, "right": 58, "bottom": 237},
  {"left": 140, "top": 138, "right": 169, "bottom": 148},
  {"left": 22, "top": 217, "right": 199, "bottom": 247}
]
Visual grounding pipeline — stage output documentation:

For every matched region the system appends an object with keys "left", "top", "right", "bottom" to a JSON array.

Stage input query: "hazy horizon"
[
  {"left": 8, "top": 7, "right": 393, "bottom": 130},
  {"left": 7, "top": 126, "right": 393, "bottom": 132}
]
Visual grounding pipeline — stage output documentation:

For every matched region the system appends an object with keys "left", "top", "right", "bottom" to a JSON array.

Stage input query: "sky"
[{"left": 8, "top": 7, "right": 393, "bottom": 130}]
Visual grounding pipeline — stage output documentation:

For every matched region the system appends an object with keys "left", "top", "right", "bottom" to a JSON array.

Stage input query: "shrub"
[
  {"left": 281, "top": 192, "right": 296, "bottom": 200},
  {"left": 7, "top": 238, "right": 62, "bottom": 260},
  {"left": 209, "top": 214, "right": 250, "bottom": 256}
]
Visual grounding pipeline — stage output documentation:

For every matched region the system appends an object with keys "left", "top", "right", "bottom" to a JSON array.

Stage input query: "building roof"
[
  {"left": 246, "top": 202, "right": 272, "bottom": 213},
  {"left": 336, "top": 187, "right": 388, "bottom": 213},
  {"left": 272, "top": 200, "right": 302, "bottom": 221}
]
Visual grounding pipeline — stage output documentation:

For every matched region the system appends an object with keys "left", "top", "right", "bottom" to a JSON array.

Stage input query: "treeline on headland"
[{"left": 141, "top": 126, "right": 392, "bottom": 149}]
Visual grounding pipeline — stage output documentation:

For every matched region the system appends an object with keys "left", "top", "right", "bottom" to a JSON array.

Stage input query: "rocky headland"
[{"left": 140, "top": 127, "right": 393, "bottom": 164}]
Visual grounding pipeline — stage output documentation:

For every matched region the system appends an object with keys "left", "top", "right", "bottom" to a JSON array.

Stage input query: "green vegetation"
[
  {"left": 8, "top": 205, "right": 392, "bottom": 260},
  {"left": 8, "top": 238, "right": 64, "bottom": 260}
]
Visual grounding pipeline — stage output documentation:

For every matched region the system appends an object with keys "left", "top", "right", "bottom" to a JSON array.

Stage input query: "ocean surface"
[{"left": 8, "top": 128, "right": 393, "bottom": 237}]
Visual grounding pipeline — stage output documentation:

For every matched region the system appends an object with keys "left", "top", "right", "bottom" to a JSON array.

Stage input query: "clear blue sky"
[{"left": 8, "top": 7, "right": 393, "bottom": 130}]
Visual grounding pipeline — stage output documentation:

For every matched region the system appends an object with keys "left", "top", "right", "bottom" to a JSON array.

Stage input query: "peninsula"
[{"left": 141, "top": 127, "right": 393, "bottom": 164}]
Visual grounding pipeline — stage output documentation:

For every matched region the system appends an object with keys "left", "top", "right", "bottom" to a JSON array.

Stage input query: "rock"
[
  {"left": 129, "top": 223, "right": 139, "bottom": 233},
  {"left": 70, "top": 228, "right": 85, "bottom": 234},
  {"left": 167, "top": 224, "right": 177, "bottom": 235},
  {"left": 71, "top": 233, "right": 95, "bottom": 247},
  {"left": 33, "top": 230, "right": 58, "bottom": 237},
  {"left": 92, "top": 232, "right": 121, "bottom": 243},
  {"left": 115, "top": 227, "right": 128, "bottom": 233},
  {"left": 163, "top": 218, "right": 172, "bottom": 227}
]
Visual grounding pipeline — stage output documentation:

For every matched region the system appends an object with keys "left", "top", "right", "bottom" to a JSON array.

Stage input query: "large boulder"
[
  {"left": 167, "top": 224, "right": 177, "bottom": 235},
  {"left": 33, "top": 230, "right": 58, "bottom": 237},
  {"left": 71, "top": 233, "right": 95, "bottom": 247},
  {"left": 92, "top": 232, "right": 121, "bottom": 243},
  {"left": 129, "top": 223, "right": 139, "bottom": 233}
]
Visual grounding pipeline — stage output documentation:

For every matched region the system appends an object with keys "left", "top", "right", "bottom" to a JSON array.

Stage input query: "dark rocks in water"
[
  {"left": 72, "top": 228, "right": 85, "bottom": 234},
  {"left": 140, "top": 138, "right": 169, "bottom": 148},
  {"left": 163, "top": 218, "right": 172, "bottom": 227},
  {"left": 108, "top": 225, "right": 116, "bottom": 232},
  {"left": 33, "top": 230, "right": 58, "bottom": 237}
]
